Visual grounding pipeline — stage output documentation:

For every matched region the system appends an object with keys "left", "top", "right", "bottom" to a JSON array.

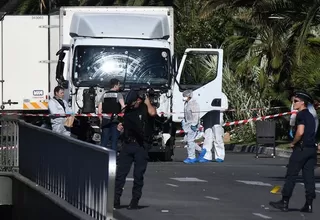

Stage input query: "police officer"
[
  {"left": 98, "top": 78, "right": 125, "bottom": 150},
  {"left": 114, "top": 89, "right": 156, "bottom": 210},
  {"left": 269, "top": 91, "right": 317, "bottom": 213}
]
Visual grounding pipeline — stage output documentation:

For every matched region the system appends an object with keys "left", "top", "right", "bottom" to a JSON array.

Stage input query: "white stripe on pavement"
[
  {"left": 170, "top": 177, "right": 207, "bottom": 182},
  {"left": 205, "top": 196, "right": 220, "bottom": 200},
  {"left": 166, "top": 183, "right": 179, "bottom": 187},
  {"left": 252, "top": 213, "right": 272, "bottom": 219},
  {"left": 236, "top": 180, "right": 272, "bottom": 187}
]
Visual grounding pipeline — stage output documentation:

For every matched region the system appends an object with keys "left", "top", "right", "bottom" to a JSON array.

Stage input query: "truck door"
[
  {"left": 172, "top": 49, "right": 223, "bottom": 122},
  {"left": 0, "top": 15, "right": 49, "bottom": 111}
]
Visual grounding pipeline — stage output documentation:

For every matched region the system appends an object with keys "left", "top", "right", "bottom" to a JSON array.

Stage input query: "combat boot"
[
  {"left": 269, "top": 198, "right": 289, "bottom": 212},
  {"left": 113, "top": 197, "right": 121, "bottom": 210},
  {"left": 127, "top": 198, "right": 139, "bottom": 210},
  {"left": 300, "top": 200, "right": 312, "bottom": 213}
]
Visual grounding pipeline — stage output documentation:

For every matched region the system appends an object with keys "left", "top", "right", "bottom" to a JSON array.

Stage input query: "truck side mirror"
[
  {"left": 172, "top": 55, "right": 178, "bottom": 76},
  {"left": 56, "top": 60, "right": 65, "bottom": 81},
  {"left": 55, "top": 47, "right": 70, "bottom": 89},
  {"left": 55, "top": 49, "right": 66, "bottom": 80}
]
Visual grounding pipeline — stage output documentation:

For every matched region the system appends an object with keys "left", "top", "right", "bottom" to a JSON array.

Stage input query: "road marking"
[
  {"left": 166, "top": 183, "right": 179, "bottom": 187},
  {"left": 236, "top": 180, "right": 272, "bottom": 187},
  {"left": 126, "top": 178, "right": 134, "bottom": 181},
  {"left": 300, "top": 183, "right": 320, "bottom": 187},
  {"left": 205, "top": 196, "right": 220, "bottom": 200},
  {"left": 252, "top": 213, "right": 272, "bottom": 219},
  {"left": 170, "top": 177, "right": 207, "bottom": 182}
]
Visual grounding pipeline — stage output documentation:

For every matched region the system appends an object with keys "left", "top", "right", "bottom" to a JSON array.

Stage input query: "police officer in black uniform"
[
  {"left": 114, "top": 89, "right": 156, "bottom": 210},
  {"left": 269, "top": 91, "right": 317, "bottom": 213},
  {"left": 98, "top": 78, "right": 125, "bottom": 150}
]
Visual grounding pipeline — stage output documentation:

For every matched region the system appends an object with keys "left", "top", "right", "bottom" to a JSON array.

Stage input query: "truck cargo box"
[{"left": 0, "top": 15, "right": 49, "bottom": 111}]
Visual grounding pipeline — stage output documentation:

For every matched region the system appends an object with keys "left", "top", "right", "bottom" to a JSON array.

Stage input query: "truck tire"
[{"left": 161, "top": 121, "right": 176, "bottom": 161}]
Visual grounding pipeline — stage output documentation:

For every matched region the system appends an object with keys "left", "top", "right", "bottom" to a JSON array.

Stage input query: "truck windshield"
[{"left": 72, "top": 46, "right": 170, "bottom": 88}]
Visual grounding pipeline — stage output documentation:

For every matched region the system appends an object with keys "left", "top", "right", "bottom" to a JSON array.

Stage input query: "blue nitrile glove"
[
  {"left": 66, "top": 111, "right": 75, "bottom": 116},
  {"left": 289, "top": 129, "right": 294, "bottom": 138},
  {"left": 191, "top": 125, "right": 198, "bottom": 132}
]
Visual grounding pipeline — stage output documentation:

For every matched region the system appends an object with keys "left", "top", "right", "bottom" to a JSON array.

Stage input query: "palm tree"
[{"left": 214, "top": 0, "right": 320, "bottom": 100}]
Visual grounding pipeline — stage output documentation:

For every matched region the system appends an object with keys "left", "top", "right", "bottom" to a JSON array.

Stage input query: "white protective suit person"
[
  {"left": 181, "top": 90, "right": 206, "bottom": 164},
  {"left": 48, "top": 86, "right": 73, "bottom": 136},
  {"left": 201, "top": 93, "right": 228, "bottom": 163}
]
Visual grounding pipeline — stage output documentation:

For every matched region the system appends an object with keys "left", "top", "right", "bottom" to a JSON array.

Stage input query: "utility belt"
[
  {"left": 101, "top": 114, "right": 120, "bottom": 128},
  {"left": 294, "top": 141, "right": 317, "bottom": 151},
  {"left": 124, "top": 136, "right": 152, "bottom": 149}
]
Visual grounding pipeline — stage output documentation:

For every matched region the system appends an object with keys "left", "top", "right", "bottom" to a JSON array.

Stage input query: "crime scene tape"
[
  {"left": 224, "top": 106, "right": 287, "bottom": 112},
  {"left": 175, "top": 111, "right": 297, "bottom": 134},
  {"left": 223, "top": 111, "right": 295, "bottom": 126},
  {"left": 0, "top": 106, "right": 296, "bottom": 117},
  {"left": 0, "top": 112, "right": 124, "bottom": 117}
]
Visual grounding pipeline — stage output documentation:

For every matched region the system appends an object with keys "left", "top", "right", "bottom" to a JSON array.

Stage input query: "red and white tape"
[
  {"left": 0, "top": 112, "right": 124, "bottom": 117},
  {"left": 223, "top": 111, "right": 295, "bottom": 126},
  {"left": 175, "top": 110, "right": 297, "bottom": 134},
  {"left": 0, "top": 105, "right": 297, "bottom": 118}
]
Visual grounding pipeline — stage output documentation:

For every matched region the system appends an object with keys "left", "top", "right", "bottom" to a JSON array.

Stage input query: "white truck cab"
[{"left": 0, "top": 6, "right": 224, "bottom": 161}]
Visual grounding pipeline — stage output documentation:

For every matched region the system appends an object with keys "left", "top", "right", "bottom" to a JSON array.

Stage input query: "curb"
[{"left": 225, "top": 144, "right": 292, "bottom": 158}]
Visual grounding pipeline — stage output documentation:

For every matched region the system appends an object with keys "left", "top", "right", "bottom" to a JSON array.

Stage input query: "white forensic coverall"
[
  {"left": 182, "top": 98, "right": 201, "bottom": 159},
  {"left": 48, "top": 98, "right": 72, "bottom": 136},
  {"left": 202, "top": 93, "right": 228, "bottom": 161}
]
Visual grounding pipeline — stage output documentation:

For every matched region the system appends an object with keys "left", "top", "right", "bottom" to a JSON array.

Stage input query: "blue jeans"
[{"left": 101, "top": 123, "right": 120, "bottom": 151}]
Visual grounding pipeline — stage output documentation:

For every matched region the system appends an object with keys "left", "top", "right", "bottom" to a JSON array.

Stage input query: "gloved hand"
[
  {"left": 289, "top": 129, "right": 294, "bottom": 138},
  {"left": 190, "top": 125, "right": 198, "bottom": 132}
]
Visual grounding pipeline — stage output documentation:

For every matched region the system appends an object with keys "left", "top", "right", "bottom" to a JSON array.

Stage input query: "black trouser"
[
  {"left": 115, "top": 142, "right": 149, "bottom": 202},
  {"left": 282, "top": 147, "right": 317, "bottom": 201}
]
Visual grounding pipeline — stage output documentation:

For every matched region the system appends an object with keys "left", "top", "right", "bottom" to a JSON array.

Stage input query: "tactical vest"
[{"left": 102, "top": 91, "right": 121, "bottom": 115}]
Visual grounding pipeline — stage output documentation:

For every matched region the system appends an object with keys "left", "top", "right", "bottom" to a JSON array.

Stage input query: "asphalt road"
[{"left": 114, "top": 148, "right": 320, "bottom": 220}]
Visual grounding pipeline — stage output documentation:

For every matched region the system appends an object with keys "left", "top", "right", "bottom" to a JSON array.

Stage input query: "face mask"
[{"left": 182, "top": 97, "right": 188, "bottom": 102}]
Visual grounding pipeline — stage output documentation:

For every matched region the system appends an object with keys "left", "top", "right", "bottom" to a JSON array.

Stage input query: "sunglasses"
[{"left": 293, "top": 99, "right": 302, "bottom": 103}]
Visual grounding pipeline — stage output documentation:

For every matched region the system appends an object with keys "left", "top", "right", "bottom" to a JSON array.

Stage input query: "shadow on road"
[{"left": 114, "top": 206, "right": 150, "bottom": 220}]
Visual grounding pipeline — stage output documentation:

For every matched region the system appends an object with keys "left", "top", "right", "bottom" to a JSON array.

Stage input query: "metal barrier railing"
[
  {"left": 0, "top": 119, "right": 19, "bottom": 171},
  {"left": 0, "top": 119, "right": 116, "bottom": 220}
]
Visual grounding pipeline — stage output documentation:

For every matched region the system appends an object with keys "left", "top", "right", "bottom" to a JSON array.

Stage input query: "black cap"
[{"left": 293, "top": 90, "right": 313, "bottom": 104}]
